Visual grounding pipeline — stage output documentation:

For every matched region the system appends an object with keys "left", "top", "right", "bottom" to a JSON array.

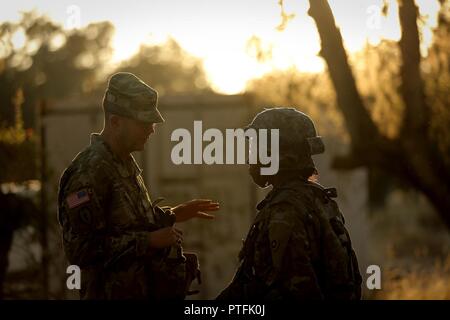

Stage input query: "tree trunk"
[{"left": 308, "top": 0, "right": 450, "bottom": 228}]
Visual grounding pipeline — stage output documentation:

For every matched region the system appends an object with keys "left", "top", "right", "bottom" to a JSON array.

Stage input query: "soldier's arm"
[
  {"left": 171, "top": 199, "right": 219, "bottom": 223},
  {"left": 58, "top": 167, "right": 155, "bottom": 269},
  {"left": 155, "top": 199, "right": 219, "bottom": 225},
  {"left": 264, "top": 202, "right": 323, "bottom": 300},
  {"left": 153, "top": 205, "right": 176, "bottom": 227}
]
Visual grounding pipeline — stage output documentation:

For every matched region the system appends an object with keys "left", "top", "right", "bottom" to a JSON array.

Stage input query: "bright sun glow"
[{"left": 3, "top": 0, "right": 441, "bottom": 94}]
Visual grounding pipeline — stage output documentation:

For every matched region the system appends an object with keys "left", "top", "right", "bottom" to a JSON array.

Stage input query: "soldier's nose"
[{"left": 147, "top": 123, "right": 156, "bottom": 134}]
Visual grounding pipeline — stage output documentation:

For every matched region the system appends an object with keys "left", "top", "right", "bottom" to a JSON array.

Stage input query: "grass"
[{"left": 368, "top": 189, "right": 450, "bottom": 300}]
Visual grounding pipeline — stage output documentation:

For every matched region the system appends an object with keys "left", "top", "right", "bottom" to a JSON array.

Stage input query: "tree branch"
[
  {"left": 398, "top": 0, "right": 430, "bottom": 135},
  {"left": 307, "top": 0, "right": 381, "bottom": 152}
]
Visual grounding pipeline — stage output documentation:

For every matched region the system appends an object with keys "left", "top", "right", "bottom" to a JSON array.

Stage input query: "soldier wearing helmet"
[{"left": 218, "top": 107, "right": 362, "bottom": 300}]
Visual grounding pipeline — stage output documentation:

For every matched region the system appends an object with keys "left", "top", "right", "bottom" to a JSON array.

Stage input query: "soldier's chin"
[
  {"left": 249, "top": 171, "right": 270, "bottom": 188},
  {"left": 133, "top": 142, "right": 146, "bottom": 151}
]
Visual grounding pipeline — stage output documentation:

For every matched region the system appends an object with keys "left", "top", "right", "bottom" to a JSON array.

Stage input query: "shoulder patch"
[{"left": 66, "top": 189, "right": 91, "bottom": 209}]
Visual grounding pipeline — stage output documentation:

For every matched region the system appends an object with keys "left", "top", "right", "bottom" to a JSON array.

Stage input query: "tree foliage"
[
  {"left": 115, "top": 38, "right": 211, "bottom": 96},
  {"left": 0, "top": 11, "right": 114, "bottom": 127},
  {"left": 247, "top": 0, "right": 450, "bottom": 227}
]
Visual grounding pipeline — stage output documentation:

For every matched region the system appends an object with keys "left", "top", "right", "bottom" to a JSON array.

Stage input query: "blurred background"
[{"left": 0, "top": 0, "right": 449, "bottom": 300}]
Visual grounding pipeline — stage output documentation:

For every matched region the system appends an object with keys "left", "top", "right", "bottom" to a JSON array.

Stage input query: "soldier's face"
[
  {"left": 116, "top": 117, "right": 156, "bottom": 152},
  {"left": 247, "top": 137, "right": 271, "bottom": 188},
  {"left": 248, "top": 164, "right": 270, "bottom": 188}
]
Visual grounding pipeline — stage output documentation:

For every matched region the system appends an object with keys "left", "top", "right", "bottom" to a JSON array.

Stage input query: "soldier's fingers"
[
  {"left": 195, "top": 212, "right": 215, "bottom": 219},
  {"left": 173, "top": 228, "right": 183, "bottom": 237},
  {"left": 171, "top": 234, "right": 180, "bottom": 245},
  {"left": 197, "top": 209, "right": 218, "bottom": 214},
  {"left": 172, "top": 231, "right": 182, "bottom": 240},
  {"left": 199, "top": 204, "right": 220, "bottom": 211},
  {"left": 198, "top": 202, "right": 220, "bottom": 208},
  {"left": 190, "top": 199, "right": 214, "bottom": 205},
  {"left": 199, "top": 202, "right": 219, "bottom": 207}
]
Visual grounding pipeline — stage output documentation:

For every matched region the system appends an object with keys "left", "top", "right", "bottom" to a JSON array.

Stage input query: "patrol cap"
[{"left": 103, "top": 72, "right": 165, "bottom": 123}]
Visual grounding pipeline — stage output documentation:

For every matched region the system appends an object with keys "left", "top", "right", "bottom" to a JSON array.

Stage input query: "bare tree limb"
[
  {"left": 308, "top": 0, "right": 450, "bottom": 228},
  {"left": 307, "top": 0, "right": 381, "bottom": 152},
  {"left": 398, "top": 0, "right": 430, "bottom": 135}
]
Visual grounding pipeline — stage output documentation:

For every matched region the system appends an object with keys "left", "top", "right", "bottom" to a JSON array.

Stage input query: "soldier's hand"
[
  {"left": 172, "top": 199, "right": 220, "bottom": 223},
  {"left": 148, "top": 227, "right": 183, "bottom": 248}
]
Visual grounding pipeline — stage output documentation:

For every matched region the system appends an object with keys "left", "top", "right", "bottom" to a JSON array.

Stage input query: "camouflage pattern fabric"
[
  {"left": 57, "top": 133, "right": 186, "bottom": 299},
  {"left": 217, "top": 178, "right": 362, "bottom": 301},
  {"left": 103, "top": 72, "right": 164, "bottom": 124}
]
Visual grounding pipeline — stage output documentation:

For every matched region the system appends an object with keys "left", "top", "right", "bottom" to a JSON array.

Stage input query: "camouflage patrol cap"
[
  {"left": 246, "top": 107, "right": 325, "bottom": 170},
  {"left": 103, "top": 72, "right": 164, "bottom": 123}
]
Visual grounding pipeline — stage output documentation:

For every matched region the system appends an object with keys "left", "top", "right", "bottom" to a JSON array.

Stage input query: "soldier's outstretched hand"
[{"left": 172, "top": 199, "right": 220, "bottom": 223}]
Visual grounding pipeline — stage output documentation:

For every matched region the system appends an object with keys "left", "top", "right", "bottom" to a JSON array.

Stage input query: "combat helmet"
[{"left": 245, "top": 107, "right": 324, "bottom": 172}]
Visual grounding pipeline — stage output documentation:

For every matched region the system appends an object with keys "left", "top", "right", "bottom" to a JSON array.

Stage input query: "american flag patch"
[{"left": 66, "top": 189, "right": 90, "bottom": 209}]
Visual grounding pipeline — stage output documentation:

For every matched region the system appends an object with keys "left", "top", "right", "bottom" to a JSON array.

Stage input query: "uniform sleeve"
[
  {"left": 263, "top": 202, "right": 323, "bottom": 300},
  {"left": 58, "top": 164, "right": 154, "bottom": 269},
  {"left": 153, "top": 205, "right": 176, "bottom": 227}
]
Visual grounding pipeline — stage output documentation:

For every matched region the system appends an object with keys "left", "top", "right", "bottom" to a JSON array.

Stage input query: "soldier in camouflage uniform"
[
  {"left": 57, "top": 72, "right": 219, "bottom": 299},
  {"left": 217, "top": 107, "right": 362, "bottom": 300}
]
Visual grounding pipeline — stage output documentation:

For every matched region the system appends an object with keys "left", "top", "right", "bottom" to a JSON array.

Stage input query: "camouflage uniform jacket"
[
  {"left": 218, "top": 178, "right": 361, "bottom": 301},
  {"left": 57, "top": 133, "right": 182, "bottom": 299}
]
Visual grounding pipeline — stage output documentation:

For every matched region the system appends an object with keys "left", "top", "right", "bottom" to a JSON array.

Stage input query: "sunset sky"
[{"left": 1, "top": 0, "right": 440, "bottom": 94}]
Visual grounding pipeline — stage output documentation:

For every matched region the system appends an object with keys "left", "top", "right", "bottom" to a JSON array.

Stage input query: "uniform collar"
[
  {"left": 256, "top": 186, "right": 276, "bottom": 211},
  {"left": 90, "top": 133, "right": 142, "bottom": 177},
  {"left": 255, "top": 177, "right": 309, "bottom": 211}
]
